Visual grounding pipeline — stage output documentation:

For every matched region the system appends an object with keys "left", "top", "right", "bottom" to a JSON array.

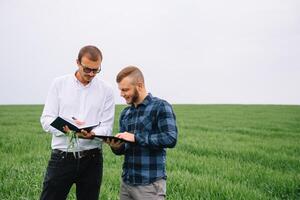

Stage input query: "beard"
[{"left": 128, "top": 88, "right": 139, "bottom": 105}]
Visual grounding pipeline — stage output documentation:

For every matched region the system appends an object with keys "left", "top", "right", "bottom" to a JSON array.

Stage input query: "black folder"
[
  {"left": 95, "top": 135, "right": 134, "bottom": 143},
  {"left": 50, "top": 116, "right": 99, "bottom": 133}
]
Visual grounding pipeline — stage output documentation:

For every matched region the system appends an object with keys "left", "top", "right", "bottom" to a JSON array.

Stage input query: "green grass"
[{"left": 0, "top": 105, "right": 299, "bottom": 199}]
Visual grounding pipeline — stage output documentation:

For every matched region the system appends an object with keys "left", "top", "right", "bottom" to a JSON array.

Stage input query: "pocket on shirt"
[{"left": 140, "top": 116, "right": 154, "bottom": 131}]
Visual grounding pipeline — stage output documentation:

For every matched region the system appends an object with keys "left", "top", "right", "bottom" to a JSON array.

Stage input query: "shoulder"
[
  {"left": 92, "top": 78, "right": 114, "bottom": 97},
  {"left": 50, "top": 74, "right": 73, "bottom": 87},
  {"left": 150, "top": 96, "right": 172, "bottom": 109},
  {"left": 120, "top": 106, "right": 131, "bottom": 119},
  {"left": 93, "top": 77, "right": 113, "bottom": 90},
  {"left": 149, "top": 96, "right": 174, "bottom": 116}
]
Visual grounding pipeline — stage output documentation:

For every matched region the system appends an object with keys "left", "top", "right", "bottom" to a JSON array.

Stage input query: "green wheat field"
[{"left": 0, "top": 105, "right": 299, "bottom": 200}]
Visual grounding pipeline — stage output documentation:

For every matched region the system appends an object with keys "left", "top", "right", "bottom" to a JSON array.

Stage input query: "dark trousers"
[{"left": 40, "top": 148, "right": 103, "bottom": 200}]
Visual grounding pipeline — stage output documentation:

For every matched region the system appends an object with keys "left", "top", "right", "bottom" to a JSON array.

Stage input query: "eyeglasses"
[{"left": 80, "top": 63, "right": 101, "bottom": 74}]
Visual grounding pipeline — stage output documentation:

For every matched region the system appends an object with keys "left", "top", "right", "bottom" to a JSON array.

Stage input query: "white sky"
[{"left": 0, "top": 0, "right": 299, "bottom": 105}]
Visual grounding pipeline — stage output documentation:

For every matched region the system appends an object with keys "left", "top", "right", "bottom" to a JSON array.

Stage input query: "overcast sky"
[{"left": 0, "top": 0, "right": 299, "bottom": 105}]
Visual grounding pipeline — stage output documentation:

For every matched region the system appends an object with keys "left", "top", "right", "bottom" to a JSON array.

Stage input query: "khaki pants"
[{"left": 120, "top": 179, "right": 166, "bottom": 200}]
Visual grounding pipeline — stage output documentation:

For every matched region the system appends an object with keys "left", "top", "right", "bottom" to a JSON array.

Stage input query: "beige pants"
[{"left": 120, "top": 179, "right": 166, "bottom": 200}]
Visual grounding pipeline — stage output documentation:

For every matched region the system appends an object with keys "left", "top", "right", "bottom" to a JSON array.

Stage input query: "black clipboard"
[
  {"left": 95, "top": 135, "right": 134, "bottom": 143},
  {"left": 50, "top": 116, "right": 99, "bottom": 133}
]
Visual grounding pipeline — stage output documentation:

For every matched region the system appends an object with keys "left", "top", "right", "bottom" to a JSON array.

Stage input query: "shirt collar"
[
  {"left": 72, "top": 71, "right": 78, "bottom": 82},
  {"left": 131, "top": 93, "right": 153, "bottom": 108}
]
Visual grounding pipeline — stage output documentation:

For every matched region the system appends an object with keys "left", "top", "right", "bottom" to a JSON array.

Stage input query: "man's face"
[
  {"left": 77, "top": 56, "right": 101, "bottom": 83},
  {"left": 118, "top": 77, "right": 139, "bottom": 105}
]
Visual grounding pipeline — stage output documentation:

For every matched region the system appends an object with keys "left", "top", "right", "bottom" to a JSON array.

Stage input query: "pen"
[{"left": 72, "top": 117, "right": 86, "bottom": 126}]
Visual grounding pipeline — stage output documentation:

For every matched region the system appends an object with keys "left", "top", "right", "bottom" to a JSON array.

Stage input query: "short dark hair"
[
  {"left": 78, "top": 45, "right": 103, "bottom": 63},
  {"left": 116, "top": 66, "right": 144, "bottom": 84}
]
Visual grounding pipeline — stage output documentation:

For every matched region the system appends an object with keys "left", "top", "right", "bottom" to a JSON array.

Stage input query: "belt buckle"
[{"left": 74, "top": 149, "right": 96, "bottom": 159}]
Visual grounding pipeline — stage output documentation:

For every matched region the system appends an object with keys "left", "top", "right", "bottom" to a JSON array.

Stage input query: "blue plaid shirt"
[{"left": 112, "top": 93, "right": 178, "bottom": 185}]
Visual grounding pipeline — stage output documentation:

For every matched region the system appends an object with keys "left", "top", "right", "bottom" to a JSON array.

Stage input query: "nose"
[{"left": 88, "top": 71, "right": 96, "bottom": 76}]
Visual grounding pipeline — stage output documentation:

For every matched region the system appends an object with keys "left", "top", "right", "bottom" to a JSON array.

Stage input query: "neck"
[{"left": 134, "top": 90, "right": 148, "bottom": 107}]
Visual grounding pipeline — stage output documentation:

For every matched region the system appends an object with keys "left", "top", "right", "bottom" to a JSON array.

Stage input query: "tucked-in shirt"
[
  {"left": 112, "top": 93, "right": 178, "bottom": 185},
  {"left": 40, "top": 73, "right": 115, "bottom": 151}
]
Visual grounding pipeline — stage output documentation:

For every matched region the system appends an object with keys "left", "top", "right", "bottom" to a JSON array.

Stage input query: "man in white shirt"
[{"left": 40, "top": 45, "right": 115, "bottom": 200}]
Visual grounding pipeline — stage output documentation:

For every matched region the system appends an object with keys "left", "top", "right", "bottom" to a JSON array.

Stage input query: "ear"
[
  {"left": 136, "top": 82, "right": 143, "bottom": 91},
  {"left": 137, "top": 82, "right": 142, "bottom": 88},
  {"left": 76, "top": 59, "right": 80, "bottom": 66}
]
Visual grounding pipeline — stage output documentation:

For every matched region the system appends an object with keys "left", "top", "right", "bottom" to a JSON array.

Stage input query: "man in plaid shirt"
[{"left": 106, "top": 66, "right": 178, "bottom": 200}]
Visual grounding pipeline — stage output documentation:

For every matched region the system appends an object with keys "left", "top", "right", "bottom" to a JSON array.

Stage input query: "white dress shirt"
[{"left": 41, "top": 73, "right": 115, "bottom": 151}]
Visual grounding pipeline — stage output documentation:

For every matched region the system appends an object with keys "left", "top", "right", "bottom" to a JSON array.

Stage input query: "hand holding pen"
[
  {"left": 61, "top": 117, "right": 95, "bottom": 139},
  {"left": 72, "top": 116, "right": 85, "bottom": 126}
]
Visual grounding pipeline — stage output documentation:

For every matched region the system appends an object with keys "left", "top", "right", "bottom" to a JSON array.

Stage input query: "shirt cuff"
[{"left": 134, "top": 133, "right": 148, "bottom": 146}]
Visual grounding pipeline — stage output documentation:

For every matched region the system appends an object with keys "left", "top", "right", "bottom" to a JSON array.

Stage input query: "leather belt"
[{"left": 52, "top": 148, "right": 101, "bottom": 159}]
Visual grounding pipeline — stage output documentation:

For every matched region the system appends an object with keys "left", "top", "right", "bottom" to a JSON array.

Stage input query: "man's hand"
[
  {"left": 63, "top": 125, "right": 95, "bottom": 139},
  {"left": 63, "top": 125, "right": 72, "bottom": 134},
  {"left": 115, "top": 132, "right": 135, "bottom": 142},
  {"left": 104, "top": 138, "right": 124, "bottom": 150},
  {"left": 77, "top": 129, "right": 95, "bottom": 139}
]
